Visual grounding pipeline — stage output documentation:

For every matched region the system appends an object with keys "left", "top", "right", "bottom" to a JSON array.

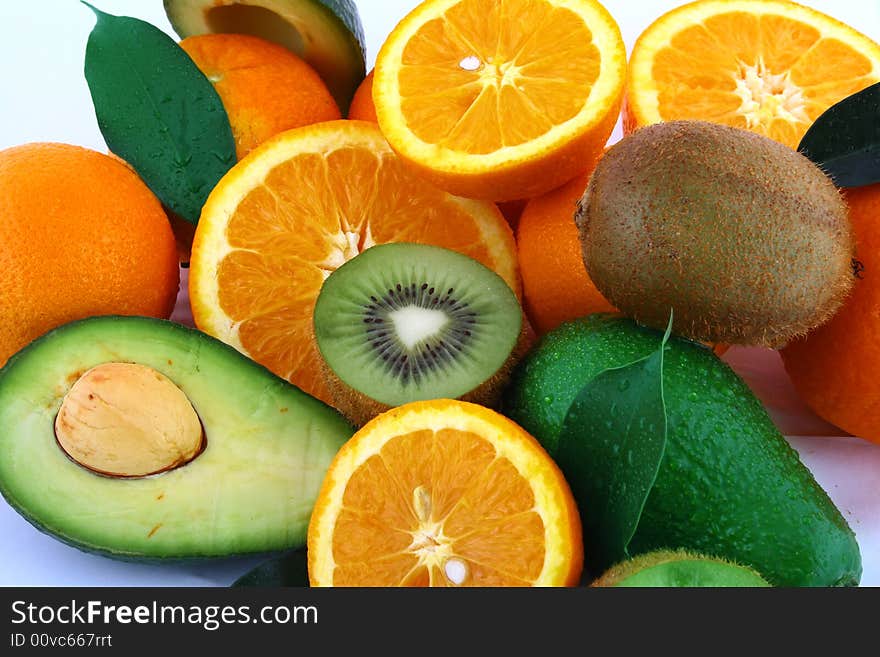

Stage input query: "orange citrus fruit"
[
  {"left": 347, "top": 75, "right": 529, "bottom": 228},
  {"left": 624, "top": 0, "right": 880, "bottom": 149},
  {"left": 0, "top": 143, "right": 179, "bottom": 366},
  {"left": 189, "top": 120, "right": 519, "bottom": 405},
  {"left": 348, "top": 70, "right": 377, "bottom": 122},
  {"left": 307, "top": 399, "right": 583, "bottom": 586},
  {"left": 107, "top": 152, "right": 197, "bottom": 264},
  {"left": 781, "top": 183, "right": 880, "bottom": 444},
  {"left": 372, "top": 0, "right": 626, "bottom": 201},
  {"left": 518, "top": 170, "right": 614, "bottom": 335},
  {"left": 180, "top": 33, "right": 341, "bottom": 159}
]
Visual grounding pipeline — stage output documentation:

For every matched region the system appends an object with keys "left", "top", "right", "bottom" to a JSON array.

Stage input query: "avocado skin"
[
  {"left": 0, "top": 316, "right": 354, "bottom": 561},
  {"left": 232, "top": 550, "right": 309, "bottom": 587},
  {"left": 503, "top": 314, "right": 861, "bottom": 587}
]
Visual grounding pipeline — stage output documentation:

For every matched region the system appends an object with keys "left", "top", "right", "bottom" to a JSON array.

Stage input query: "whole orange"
[
  {"left": 348, "top": 70, "right": 376, "bottom": 122},
  {"left": 108, "top": 152, "right": 194, "bottom": 264},
  {"left": 0, "top": 143, "right": 179, "bottom": 366},
  {"left": 517, "top": 170, "right": 614, "bottom": 335},
  {"left": 781, "top": 183, "right": 880, "bottom": 444},
  {"left": 180, "top": 34, "right": 341, "bottom": 159}
]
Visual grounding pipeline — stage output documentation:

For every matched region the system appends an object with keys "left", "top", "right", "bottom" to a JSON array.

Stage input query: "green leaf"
[
  {"left": 798, "top": 82, "right": 880, "bottom": 188},
  {"left": 556, "top": 322, "right": 670, "bottom": 571},
  {"left": 83, "top": 3, "right": 236, "bottom": 224},
  {"left": 232, "top": 551, "right": 309, "bottom": 587}
]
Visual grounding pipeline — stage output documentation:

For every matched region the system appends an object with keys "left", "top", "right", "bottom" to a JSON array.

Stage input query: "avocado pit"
[{"left": 54, "top": 363, "right": 204, "bottom": 478}]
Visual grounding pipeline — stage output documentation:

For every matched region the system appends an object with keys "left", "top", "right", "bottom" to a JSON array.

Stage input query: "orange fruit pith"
[
  {"left": 782, "top": 184, "right": 880, "bottom": 444},
  {"left": 624, "top": 0, "right": 880, "bottom": 149},
  {"left": 373, "top": 0, "right": 627, "bottom": 201},
  {"left": 518, "top": 169, "right": 615, "bottom": 335},
  {"left": 0, "top": 143, "right": 179, "bottom": 366},
  {"left": 307, "top": 399, "right": 583, "bottom": 587},
  {"left": 348, "top": 70, "right": 377, "bottom": 122},
  {"left": 189, "top": 121, "right": 519, "bottom": 405},
  {"left": 180, "top": 33, "right": 341, "bottom": 159}
]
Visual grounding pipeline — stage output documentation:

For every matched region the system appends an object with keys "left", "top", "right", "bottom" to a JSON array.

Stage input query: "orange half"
[
  {"left": 189, "top": 121, "right": 518, "bottom": 404},
  {"left": 307, "top": 399, "right": 583, "bottom": 586},
  {"left": 373, "top": 0, "right": 626, "bottom": 201},
  {"left": 625, "top": 0, "right": 880, "bottom": 148}
]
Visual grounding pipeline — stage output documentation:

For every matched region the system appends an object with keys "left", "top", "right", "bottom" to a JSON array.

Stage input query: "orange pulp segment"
[
  {"left": 625, "top": 0, "right": 880, "bottom": 148},
  {"left": 307, "top": 399, "right": 583, "bottom": 586},
  {"left": 189, "top": 121, "right": 518, "bottom": 404},
  {"left": 373, "top": 0, "right": 626, "bottom": 201}
]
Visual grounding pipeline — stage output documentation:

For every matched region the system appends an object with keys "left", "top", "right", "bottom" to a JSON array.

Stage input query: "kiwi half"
[
  {"left": 592, "top": 550, "right": 771, "bottom": 587},
  {"left": 314, "top": 243, "right": 524, "bottom": 425}
]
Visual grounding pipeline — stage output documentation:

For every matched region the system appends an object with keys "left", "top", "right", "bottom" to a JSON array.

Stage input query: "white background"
[{"left": 0, "top": 0, "right": 878, "bottom": 586}]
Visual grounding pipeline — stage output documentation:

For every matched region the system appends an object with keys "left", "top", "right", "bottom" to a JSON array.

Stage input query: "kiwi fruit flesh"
[
  {"left": 592, "top": 550, "right": 770, "bottom": 587},
  {"left": 314, "top": 243, "right": 524, "bottom": 426},
  {"left": 575, "top": 120, "right": 854, "bottom": 348}
]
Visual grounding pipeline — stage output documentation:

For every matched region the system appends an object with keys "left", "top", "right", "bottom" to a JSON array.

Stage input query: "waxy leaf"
[
  {"left": 232, "top": 551, "right": 309, "bottom": 587},
  {"left": 556, "top": 323, "right": 670, "bottom": 571},
  {"left": 83, "top": 4, "right": 235, "bottom": 223},
  {"left": 798, "top": 82, "right": 880, "bottom": 188}
]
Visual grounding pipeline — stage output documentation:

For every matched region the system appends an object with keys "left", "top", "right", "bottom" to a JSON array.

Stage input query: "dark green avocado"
[
  {"left": 503, "top": 314, "right": 862, "bottom": 587},
  {"left": 232, "top": 550, "right": 309, "bottom": 587}
]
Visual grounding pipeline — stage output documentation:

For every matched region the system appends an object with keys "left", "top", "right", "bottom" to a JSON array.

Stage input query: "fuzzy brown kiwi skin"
[
  {"left": 574, "top": 120, "right": 854, "bottom": 348},
  {"left": 321, "top": 315, "right": 535, "bottom": 427},
  {"left": 590, "top": 549, "right": 765, "bottom": 587},
  {"left": 591, "top": 549, "right": 697, "bottom": 587}
]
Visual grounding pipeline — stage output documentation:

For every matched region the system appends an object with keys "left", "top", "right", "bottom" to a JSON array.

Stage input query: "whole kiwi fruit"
[
  {"left": 575, "top": 120, "right": 854, "bottom": 347},
  {"left": 592, "top": 550, "right": 770, "bottom": 587}
]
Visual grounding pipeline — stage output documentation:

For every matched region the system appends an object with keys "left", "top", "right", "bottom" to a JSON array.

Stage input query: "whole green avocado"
[{"left": 503, "top": 314, "right": 861, "bottom": 587}]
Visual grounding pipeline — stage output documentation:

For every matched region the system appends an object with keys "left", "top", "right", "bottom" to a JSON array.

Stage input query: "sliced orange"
[
  {"left": 189, "top": 121, "right": 518, "bottom": 405},
  {"left": 308, "top": 399, "right": 583, "bottom": 586},
  {"left": 625, "top": 0, "right": 880, "bottom": 149},
  {"left": 373, "top": 0, "right": 626, "bottom": 201}
]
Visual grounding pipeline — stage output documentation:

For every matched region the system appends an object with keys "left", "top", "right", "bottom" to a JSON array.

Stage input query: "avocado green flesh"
[
  {"left": 0, "top": 316, "right": 353, "bottom": 559},
  {"left": 163, "top": 0, "right": 366, "bottom": 111},
  {"left": 503, "top": 314, "right": 862, "bottom": 587},
  {"left": 613, "top": 560, "right": 770, "bottom": 587}
]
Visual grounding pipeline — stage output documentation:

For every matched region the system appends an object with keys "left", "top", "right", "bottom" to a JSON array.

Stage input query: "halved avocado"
[
  {"left": 0, "top": 316, "right": 353, "bottom": 559},
  {"left": 163, "top": 0, "right": 366, "bottom": 112}
]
